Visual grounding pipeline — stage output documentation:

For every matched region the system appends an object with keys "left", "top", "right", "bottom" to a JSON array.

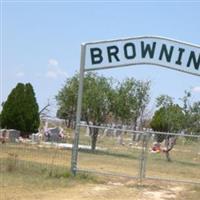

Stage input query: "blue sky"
[{"left": 1, "top": 1, "right": 200, "bottom": 116}]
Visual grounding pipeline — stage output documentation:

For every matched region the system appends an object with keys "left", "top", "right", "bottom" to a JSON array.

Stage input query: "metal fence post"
[
  {"left": 139, "top": 132, "right": 150, "bottom": 182},
  {"left": 143, "top": 133, "right": 150, "bottom": 179},
  {"left": 71, "top": 44, "right": 85, "bottom": 175}
]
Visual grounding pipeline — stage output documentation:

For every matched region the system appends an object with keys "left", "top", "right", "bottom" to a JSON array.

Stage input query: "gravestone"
[
  {"left": 44, "top": 127, "right": 64, "bottom": 142},
  {"left": 8, "top": 129, "right": 20, "bottom": 143},
  {"left": 31, "top": 133, "right": 42, "bottom": 143}
]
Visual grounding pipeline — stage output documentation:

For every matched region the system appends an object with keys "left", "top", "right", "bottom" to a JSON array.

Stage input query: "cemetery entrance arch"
[{"left": 71, "top": 36, "right": 200, "bottom": 175}]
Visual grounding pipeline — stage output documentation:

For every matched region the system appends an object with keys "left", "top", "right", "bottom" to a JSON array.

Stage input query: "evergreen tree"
[
  {"left": 0, "top": 83, "right": 39, "bottom": 137},
  {"left": 23, "top": 83, "right": 40, "bottom": 134}
]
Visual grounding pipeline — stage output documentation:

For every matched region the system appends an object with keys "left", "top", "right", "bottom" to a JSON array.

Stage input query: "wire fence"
[
  {"left": 146, "top": 131, "right": 200, "bottom": 184},
  {"left": 77, "top": 125, "right": 143, "bottom": 179},
  {"left": 0, "top": 125, "right": 200, "bottom": 189},
  {"left": 76, "top": 124, "right": 200, "bottom": 184},
  {"left": 0, "top": 139, "right": 71, "bottom": 177},
  {"left": 0, "top": 138, "right": 74, "bottom": 200}
]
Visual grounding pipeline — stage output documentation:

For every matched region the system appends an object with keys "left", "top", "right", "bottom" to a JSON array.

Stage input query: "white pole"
[{"left": 71, "top": 44, "right": 85, "bottom": 175}]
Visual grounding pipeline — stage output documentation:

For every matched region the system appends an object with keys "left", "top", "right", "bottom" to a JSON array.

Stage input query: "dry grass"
[
  {"left": 1, "top": 170, "right": 200, "bottom": 200},
  {"left": 0, "top": 132, "right": 200, "bottom": 200}
]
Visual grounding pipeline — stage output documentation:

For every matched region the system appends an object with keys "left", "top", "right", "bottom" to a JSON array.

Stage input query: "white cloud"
[
  {"left": 48, "top": 58, "right": 59, "bottom": 66},
  {"left": 16, "top": 71, "right": 25, "bottom": 77},
  {"left": 45, "top": 58, "right": 67, "bottom": 79},
  {"left": 45, "top": 66, "right": 67, "bottom": 79},
  {"left": 46, "top": 70, "right": 58, "bottom": 79},
  {"left": 192, "top": 86, "right": 200, "bottom": 93}
]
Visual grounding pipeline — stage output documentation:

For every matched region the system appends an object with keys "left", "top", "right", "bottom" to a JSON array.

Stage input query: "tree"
[
  {"left": 150, "top": 98, "right": 185, "bottom": 161},
  {"left": 39, "top": 100, "right": 50, "bottom": 117},
  {"left": 56, "top": 75, "right": 79, "bottom": 128},
  {"left": 56, "top": 73, "right": 151, "bottom": 150},
  {"left": 156, "top": 95, "right": 173, "bottom": 108},
  {"left": 187, "top": 101, "right": 200, "bottom": 135},
  {"left": 56, "top": 72, "right": 114, "bottom": 150},
  {"left": 113, "top": 78, "right": 150, "bottom": 130},
  {"left": 150, "top": 104, "right": 185, "bottom": 133},
  {"left": 0, "top": 83, "right": 40, "bottom": 137},
  {"left": 152, "top": 95, "right": 185, "bottom": 133},
  {"left": 179, "top": 90, "right": 200, "bottom": 135},
  {"left": 23, "top": 83, "right": 40, "bottom": 134},
  {"left": 83, "top": 73, "right": 115, "bottom": 150}
]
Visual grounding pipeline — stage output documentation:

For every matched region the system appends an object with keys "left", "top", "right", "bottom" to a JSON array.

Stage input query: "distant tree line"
[
  {"left": 0, "top": 74, "right": 199, "bottom": 147},
  {"left": 56, "top": 73, "right": 200, "bottom": 150}
]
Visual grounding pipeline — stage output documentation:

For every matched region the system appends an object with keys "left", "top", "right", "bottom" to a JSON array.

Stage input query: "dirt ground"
[{"left": 1, "top": 173, "right": 200, "bottom": 200}]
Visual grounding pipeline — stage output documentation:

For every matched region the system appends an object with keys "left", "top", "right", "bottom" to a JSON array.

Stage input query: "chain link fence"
[
  {"left": 146, "top": 131, "right": 200, "bottom": 184},
  {"left": 0, "top": 126, "right": 200, "bottom": 187},
  {"left": 0, "top": 139, "right": 71, "bottom": 178},
  {"left": 77, "top": 125, "right": 143, "bottom": 179},
  {"left": 76, "top": 124, "right": 200, "bottom": 184},
  {"left": 0, "top": 137, "right": 73, "bottom": 200}
]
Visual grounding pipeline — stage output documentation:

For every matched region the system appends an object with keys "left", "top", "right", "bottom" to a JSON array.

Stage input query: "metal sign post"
[{"left": 71, "top": 44, "right": 86, "bottom": 175}]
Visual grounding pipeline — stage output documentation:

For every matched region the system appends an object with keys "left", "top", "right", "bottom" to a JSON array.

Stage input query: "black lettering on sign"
[
  {"left": 141, "top": 41, "right": 156, "bottom": 59},
  {"left": 175, "top": 48, "right": 185, "bottom": 65},
  {"left": 159, "top": 44, "right": 174, "bottom": 62},
  {"left": 107, "top": 46, "right": 120, "bottom": 63},
  {"left": 124, "top": 42, "right": 136, "bottom": 59},
  {"left": 187, "top": 51, "right": 200, "bottom": 70},
  {"left": 90, "top": 48, "right": 103, "bottom": 65}
]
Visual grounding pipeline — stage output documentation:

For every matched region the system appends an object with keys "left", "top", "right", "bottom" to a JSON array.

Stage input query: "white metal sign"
[{"left": 84, "top": 36, "right": 200, "bottom": 76}]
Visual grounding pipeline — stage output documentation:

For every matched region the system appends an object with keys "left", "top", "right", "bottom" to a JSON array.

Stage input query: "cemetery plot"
[{"left": 78, "top": 125, "right": 145, "bottom": 178}]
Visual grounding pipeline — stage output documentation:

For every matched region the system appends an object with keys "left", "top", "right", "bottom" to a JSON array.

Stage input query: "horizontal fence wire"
[
  {"left": 0, "top": 141, "right": 71, "bottom": 176},
  {"left": 77, "top": 124, "right": 200, "bottom": 185},
  {"left": 77, "top": 168, "right": 139, "bottom": 180},
  {"left": 1, "top": 124, "right": 199, "bottom": 186},
  {"left": 78, "top": 124, "right": 200, "bottom": 138}
]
